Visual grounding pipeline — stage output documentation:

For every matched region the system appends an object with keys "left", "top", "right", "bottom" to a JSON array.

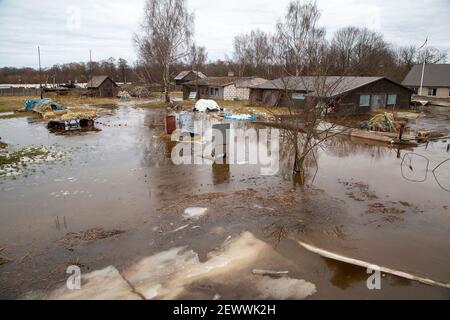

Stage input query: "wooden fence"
[{"left": 0, "top": 87, "right": 42, "bottom": 96}]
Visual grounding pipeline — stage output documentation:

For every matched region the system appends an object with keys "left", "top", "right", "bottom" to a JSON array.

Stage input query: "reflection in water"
[
  {"left": 323, "top": 257, "right": 412, "bottom": 290},
  {"left": 323, "top": 257, "right": 368, "bottom": 290},
  {"left": 212, "top": 162, "right": 230, "bottom": 185}
]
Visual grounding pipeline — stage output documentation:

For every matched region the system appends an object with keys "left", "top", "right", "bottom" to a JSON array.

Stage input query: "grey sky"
[{"left": 0, "top": 0, "right": 449, "bottom": 68}]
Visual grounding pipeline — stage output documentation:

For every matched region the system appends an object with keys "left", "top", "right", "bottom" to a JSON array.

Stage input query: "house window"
[
  {"left": 292, "top": 92, "right": 305, "bottom": 100},
  {"left": 387, "top": 94, "right": 397, "bottom": 105},
  {"left": 428, "top": 88, "right": 437, "bottom": 96},
  {"left": 359, "top": 95, "right": 370, "bottom": 107}
]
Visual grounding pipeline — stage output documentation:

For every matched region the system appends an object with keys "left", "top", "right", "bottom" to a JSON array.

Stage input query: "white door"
[{"left": 371, "top": 94, "right": 386, "bottom": 109}]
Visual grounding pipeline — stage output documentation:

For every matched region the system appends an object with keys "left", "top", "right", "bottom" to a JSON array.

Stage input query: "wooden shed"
[{"left": 87, "top": 76, "right": 118, "bottom": 97}]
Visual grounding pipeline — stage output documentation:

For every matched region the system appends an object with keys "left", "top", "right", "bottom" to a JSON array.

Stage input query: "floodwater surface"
[{"left": 0, "top": 105, "right": 449, "bottom": 299}]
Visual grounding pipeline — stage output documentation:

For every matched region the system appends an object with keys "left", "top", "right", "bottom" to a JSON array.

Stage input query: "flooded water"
[{"left": 0, "top": 104, "right": 449, "bottom": 299}]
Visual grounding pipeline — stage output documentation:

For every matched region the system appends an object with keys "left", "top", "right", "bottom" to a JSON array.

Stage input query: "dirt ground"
[{"left": 0, "top": 98, "right": 449, "bottom": 299}]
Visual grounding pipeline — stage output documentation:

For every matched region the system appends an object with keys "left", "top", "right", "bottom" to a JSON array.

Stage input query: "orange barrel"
[{"left": 166, "top": 115, "right": 176, "bottom": 135}]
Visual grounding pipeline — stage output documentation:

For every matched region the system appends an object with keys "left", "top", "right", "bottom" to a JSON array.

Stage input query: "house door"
[{"left": 371, "top": 94, "right": 386, "bottom": 109}]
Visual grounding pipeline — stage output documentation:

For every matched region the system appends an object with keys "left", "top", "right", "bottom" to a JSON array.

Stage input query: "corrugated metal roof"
[
  {"left": 250, "top": 76, "right": 405, "bottom": 97},
  {"left": 174, "top": 71, "right": 207, "bottom": 80},
  {"left": 87, "top": 76, "right": 117, "bottom": 88},
  {"left": 402, "top": 64, "right": 450, "bottom": 87}
]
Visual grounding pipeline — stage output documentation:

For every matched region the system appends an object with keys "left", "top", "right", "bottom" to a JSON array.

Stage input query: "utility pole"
[
  {"left": 418, "top": 37, "right": 428, "bottom": 97},
  {"left": 38, "top": 46, "right": 43, "bottom": 99},
  {"left": 89, "top": 49, "right": 93, "bottom": 84}
]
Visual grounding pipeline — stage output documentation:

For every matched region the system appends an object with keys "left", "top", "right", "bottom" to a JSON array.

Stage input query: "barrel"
[{"left": 166, "top": 115, "right": 176, "bottom": 135}]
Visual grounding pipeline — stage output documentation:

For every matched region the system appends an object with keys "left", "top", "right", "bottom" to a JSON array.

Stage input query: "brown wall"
[
  {"left": 251, "top": 78, "right": 412, "bottom": 112},
  {"left": 95, "top": 78, "right": 118, "bottom": 97},
  {"left": 339, "top": 78, "right": 412, "bottom": 112}
]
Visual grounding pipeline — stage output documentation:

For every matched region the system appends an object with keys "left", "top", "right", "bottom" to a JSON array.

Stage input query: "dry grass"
[
  {"left": 0, "top": 96, "right": 40, "bottom": 112},
  {"left": 58, "top": 228, "right": 125, "bottom": 249},
  {"left": 0, "top": 255, "right": 11, "bottom": 266}
]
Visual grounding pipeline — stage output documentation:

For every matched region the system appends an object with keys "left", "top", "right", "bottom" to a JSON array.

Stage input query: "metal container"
[{"left": 166, "top": 115, "right": 176, "bottom": 135}]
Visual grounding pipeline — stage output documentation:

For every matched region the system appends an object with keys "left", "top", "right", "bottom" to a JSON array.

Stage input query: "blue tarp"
[
  {"left": 224, "top": 114, "right": 257, "bottom": 121},
  {"left": 24, "top": 98, "right": 65, "bottom": 112}
]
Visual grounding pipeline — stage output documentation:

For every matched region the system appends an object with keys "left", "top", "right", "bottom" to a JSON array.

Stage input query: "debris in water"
[
  {"left": 159, "top": 192, "right": 228, "bottom": 211},
  {"left": 58, "top": 228, "right": 125, "bottom": 249},
  {"left": 183, "top": 207, "right": 208, "bottom": 220},
  {"left": 338, "top": 180, "right": 378, "bottom": 201},
  {"left": 367, "top": 203, "right": 405, "bottom": 215},
  {"left": 0, "top": 255, "right": 11, "bottom": 266},
  {"left": 169, "top": 224, "right": 190, "bottom": 233},
  {"left": 252, "top": 269, "right": 289, "bottom": 277},
  {"left": 297, "top": 241, "right": 450, "bottom": 289}
]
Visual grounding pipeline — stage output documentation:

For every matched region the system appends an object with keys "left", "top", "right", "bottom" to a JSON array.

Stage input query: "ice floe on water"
[
  {"left": 37, "top": 232, "right": 317, "bottom": 300},
  {"left": 183, "top": 207, "right": 208, "bottom": 220}
]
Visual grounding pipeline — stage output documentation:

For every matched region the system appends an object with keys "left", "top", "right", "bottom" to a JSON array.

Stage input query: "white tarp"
[{"left": 193, "top": 99, "right": 220, "bottom": 112}]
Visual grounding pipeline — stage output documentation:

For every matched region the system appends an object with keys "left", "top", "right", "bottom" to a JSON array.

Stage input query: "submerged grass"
[
  {"left": 0, "top": 145, "right": 66, "bottom": 178},
  {"left": 0, "top": 146, "right": 50, "bottom": 167}
]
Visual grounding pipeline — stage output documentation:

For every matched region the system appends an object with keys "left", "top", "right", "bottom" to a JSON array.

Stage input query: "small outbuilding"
[
  {"left": 183, "top": 76, "right": 267, "bottom": 101},
  {"left": 174, "top": 71, "right": 207, "bottom": 86},
  {"left": 250, "top": 76, "right": 413, "bottom": 112},
  {"left": 87, "top": 76, "right": 118, "bottom": 97}
]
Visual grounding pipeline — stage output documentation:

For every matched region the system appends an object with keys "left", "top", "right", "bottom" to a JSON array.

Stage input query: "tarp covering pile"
[
  {"left": 368, "top": 113, "right": 396, "bottom": 132},
  {"left": 117, "top": 91, "right": 131, "bottom": 101},
  {"left": 193, "top": 99, "right": 220, "bottom": 112},
  {"left": 24, "top": 98, "right": 65, "bottom": 112}
]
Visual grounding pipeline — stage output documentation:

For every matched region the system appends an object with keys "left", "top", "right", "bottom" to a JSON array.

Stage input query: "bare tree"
[
  {"left": 135, "top": 0, "right": 194, "bottom": 103},
  {"left": 233, "top": 34, "right": 253, "bottom": 76},
  {"left": 269, "top": 1, "right": 355, "bottom": 185},
  {"left": 416, "top": 47, "right": 447, "bottom": 64},
  {"left": 188, "top": 44, "right": 207, "bottom": 98},
  {"left": 275, "top": 0, "right": 325, "bottom": 76}
]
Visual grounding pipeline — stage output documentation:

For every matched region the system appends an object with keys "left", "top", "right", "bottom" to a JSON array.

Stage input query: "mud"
[{"left": 0, "top": 104, "right": 449, "bottom": 299}]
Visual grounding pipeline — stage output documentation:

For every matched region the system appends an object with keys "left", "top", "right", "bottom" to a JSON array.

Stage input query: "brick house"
[{"left": 182, "top": 76, "right": 267, "bottom": 101}]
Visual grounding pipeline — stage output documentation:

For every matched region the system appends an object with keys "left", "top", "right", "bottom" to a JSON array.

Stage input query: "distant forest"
[{"left": 0, "top": 28, "right": 447, "bottom": 86}]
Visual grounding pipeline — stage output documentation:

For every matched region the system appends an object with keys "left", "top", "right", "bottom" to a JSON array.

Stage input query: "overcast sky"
[{"left": 0, "top": 0, "right": 449, "bottom": 68}]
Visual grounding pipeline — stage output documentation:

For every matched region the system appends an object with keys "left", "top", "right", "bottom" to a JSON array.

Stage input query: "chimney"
[{"left": 228, "top": 71, "right": 235, "bottom": 77}]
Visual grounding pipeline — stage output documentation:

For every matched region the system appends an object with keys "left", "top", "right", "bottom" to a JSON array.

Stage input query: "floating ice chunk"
[
  {"left": 183, "top": 207, "right": 208, "bottom": 220},
  {"left": 44, "top": 266, "right": 142, "bottom": 300}
]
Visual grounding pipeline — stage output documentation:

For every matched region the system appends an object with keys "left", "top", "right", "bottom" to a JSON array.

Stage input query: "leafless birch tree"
[{"left": 135, "top": 0, "right": 194, "bottom": 102}]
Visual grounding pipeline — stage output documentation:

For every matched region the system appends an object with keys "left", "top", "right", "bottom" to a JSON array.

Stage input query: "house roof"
[
  {"left": 251, "top": 76, "right": 410, "bottom": 97},
  {"left": 87, "top": 76, "right": 117, "bottom": 88},
  {"left": 184, "top": 76, "right": 266, "bottom": 88},
  {"left": 402, "top": 64, "right": 450, "bottom": 88},
  {"left": 174, "top": 70, "right": 207, "bottom": 80}
]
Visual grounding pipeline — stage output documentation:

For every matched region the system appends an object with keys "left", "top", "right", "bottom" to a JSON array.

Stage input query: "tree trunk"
[{"left": 164, "top": 63, "right": 171, "bottom": 103}]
